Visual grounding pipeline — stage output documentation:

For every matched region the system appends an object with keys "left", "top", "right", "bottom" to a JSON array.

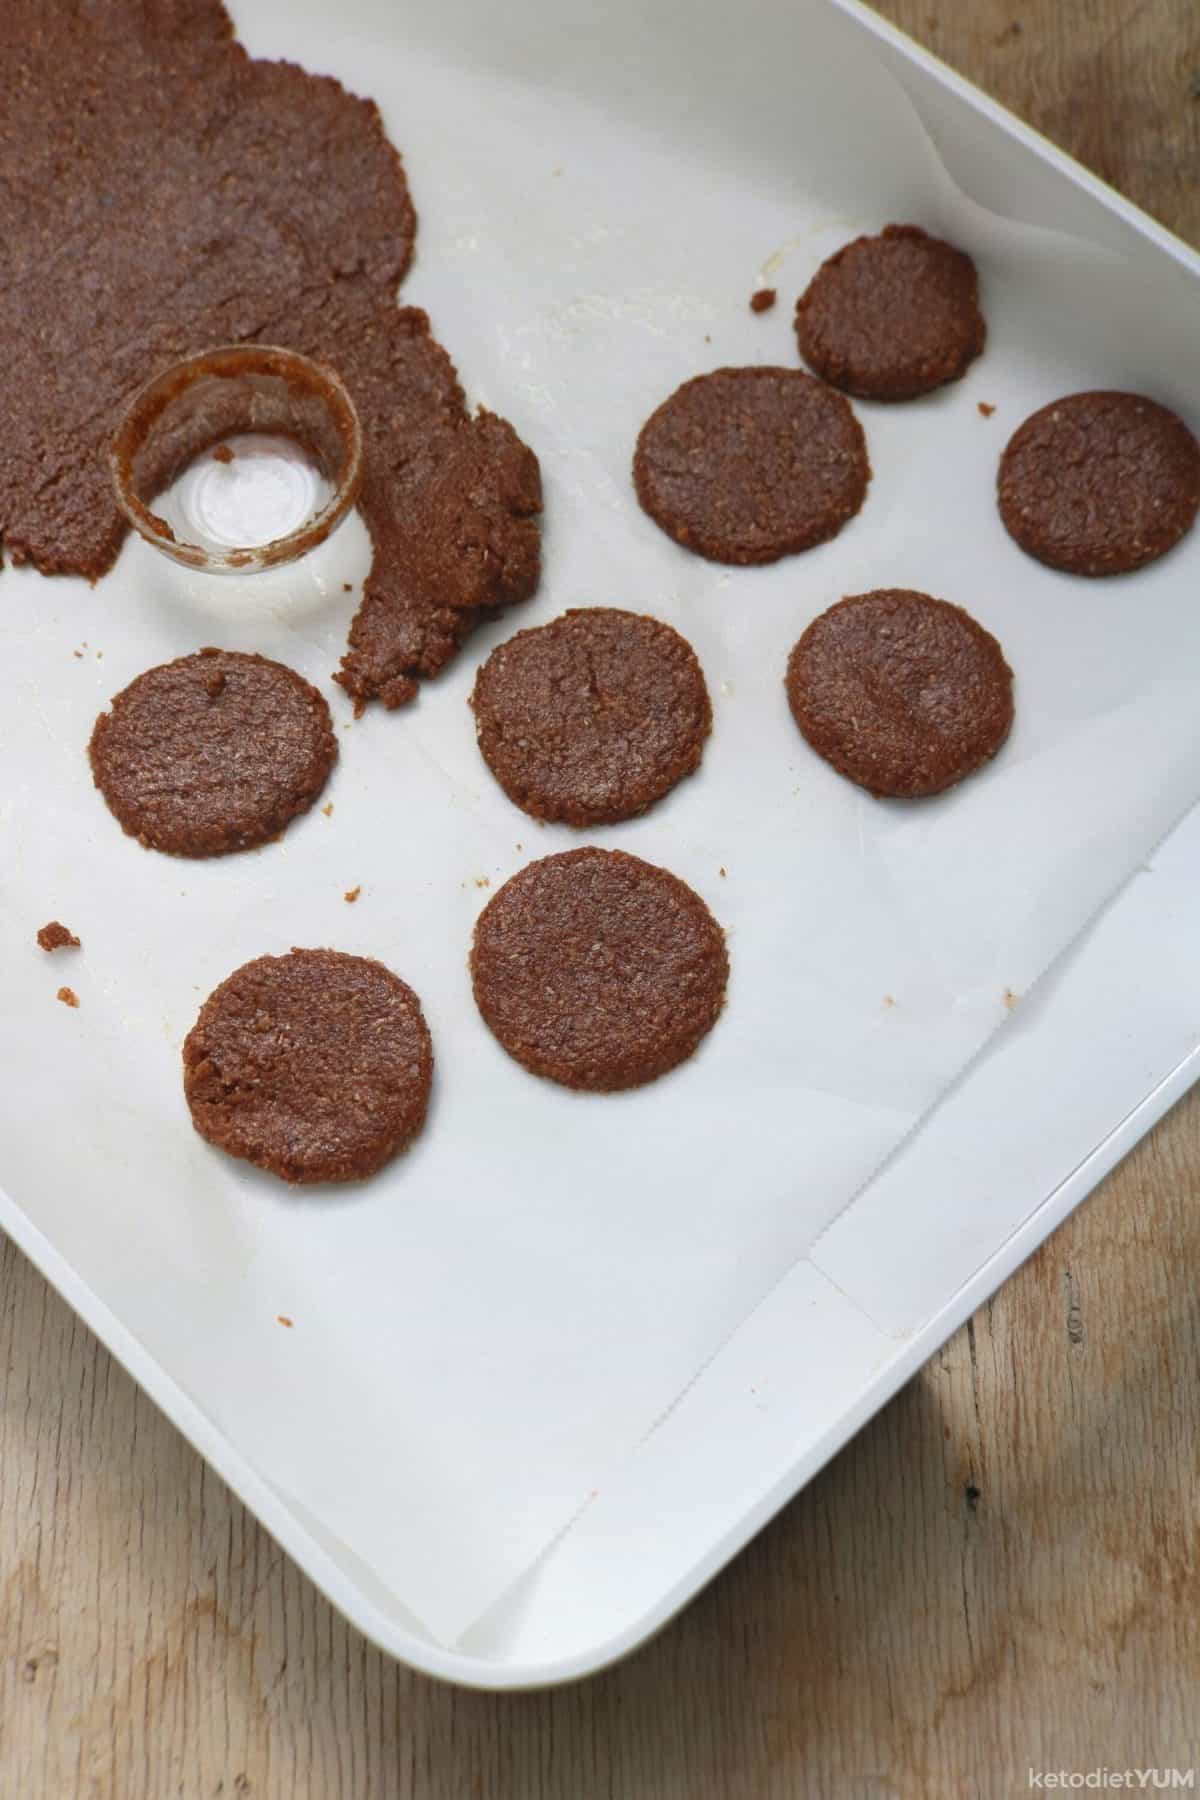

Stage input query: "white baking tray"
[{"left": 2, "top": 0, "right": 1199, "bottom": 1686}]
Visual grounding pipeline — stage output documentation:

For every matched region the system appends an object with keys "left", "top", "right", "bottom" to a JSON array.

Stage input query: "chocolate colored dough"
[
  {"left": 794, "top": 225, "right": 985, "bottom": 402},
  {"left": 786, "top": 590, "right": 1014, "bottom": 798},
  {"left": 634, "top": 367, "right": 870, "bottom": 565},
  {"left": 997, "top": 391, "right": 1200, "bottom": 576},
  {"left": 470, "top": 608, "right": 712, "bottom": 826},
  {"left": 37, "top": 921, "right": 80, "bottom": 952},
  {"left": 183, "top": 948, "right": 433, "bottom": 1184},
  {"left": 1, "top": 0, "right": 541, "bottom": 708},
  {"left": 89, "top": 649, "right": 336, "bottom": 856},
  {"left": 470, "top": 848, "right": 728, "bottom": 1091}
]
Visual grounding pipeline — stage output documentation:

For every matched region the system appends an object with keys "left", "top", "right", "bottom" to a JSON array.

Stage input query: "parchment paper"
[{"left": 2, "top": 0, "right": 1199, "bottom": 1644}]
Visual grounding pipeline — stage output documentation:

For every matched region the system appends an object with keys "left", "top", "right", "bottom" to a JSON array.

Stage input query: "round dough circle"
[
  {"left": 786, "top": 589, "right": 1014, "bottom": 798},
  {"left": 997, "top": 390, "right": 1200, "bottom": 576},
  {"left": 793, "top": 223, "right": 986, "bottom": 402},
  {"left": 89, "top": 649, "right": 337, "bottom": 856},
  {"left": 633, "top": 366, "right": 870, "bottom": 565},
  {"left": 470, "top": 848, "right": 728, "bottom": 1091},
  {"left": 183, "top": 948, "right": 433, "bottom": 1184},
  {"left": 471, "top": 608, "right": 712, "bottom": 825}
]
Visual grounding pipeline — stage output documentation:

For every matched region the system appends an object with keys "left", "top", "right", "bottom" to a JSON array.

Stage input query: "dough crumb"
[
  {"left": 322, "top": 803, "right": 334, "bottom": 817},
  {"left": 750, "top": 287, "right": 777, "bottom": 313},
  {"left": 37, "top": 921, "right": 81, "bottom": 952},
  {"left": 277, "top": 1315, "right": 294, "bottom": 1328},
  {"left": 56, "top": 986, "right": 80, "bottom": 1008},
  {"left": 344, "top": 885, "right": 361, "bottom": 903},
  {"left": 211, "top": 443, "right": 235, "bottom": 464},
  {"left": 475, "top": 876, "right": 490, "bottom": 889},
  {"left": 977, "top": 401, "right": 996, "bottom": 418},
  {"left": 719, "top": 866, "right": 727, "bottom": 878},
  {"left": 883, "top": 994, "right": 896, "bottom": 1008},
  {"left": 1003, "top": 986, "right": 1019, "bottom": 1010}
]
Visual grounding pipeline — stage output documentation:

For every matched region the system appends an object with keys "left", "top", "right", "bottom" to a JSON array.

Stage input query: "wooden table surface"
[{"left": 3, "top": 4, "right": 1199, "bottom": 1794}]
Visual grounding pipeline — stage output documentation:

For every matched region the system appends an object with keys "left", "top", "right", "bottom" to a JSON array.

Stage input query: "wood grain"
[
  {"left": 884, "top": 0, "right": 1200, "bottom": 246},
  {"left": 3, "top": 5, "right": 1199, "bottom": 1794}
]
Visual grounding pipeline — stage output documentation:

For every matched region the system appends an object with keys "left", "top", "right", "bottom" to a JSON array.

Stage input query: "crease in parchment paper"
[{"left": 2, "top": 0, "right": 1200, "bottom": 1648}]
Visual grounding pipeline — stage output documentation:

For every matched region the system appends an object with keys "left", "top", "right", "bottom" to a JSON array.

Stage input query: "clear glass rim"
[{"left": 109, "top": 343, "right": 364, "bottom": 574}]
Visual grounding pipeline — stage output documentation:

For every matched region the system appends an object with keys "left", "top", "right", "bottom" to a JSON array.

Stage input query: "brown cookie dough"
[
  {"left": 470, "top": 848, "right": 728, "bottom": 1091},
  {"left": 997, "top": 391, "right": 1200, "bottom": 576},
  {"left": 634, "top": 367, "right": 870, "bottom": 565},
  {"left": 37, "top": 921, "right": 80, "bottom": 951},
  {"left": 470, "top": 608, "right": 712, "bottom": 826},
  {"left": 89, "top": 649, "right": 336, "bottom": 857},
  {"left": 794, "top": 225, "right": 985, "bottom": 402},
  {"left": 333, "top": 371, "right": 542, "bottom": 711},
  {"left": 183, "top": 948, "right": 433, "bottom": 1184},
  {"left": 786, "top": 589, "right": 1014, "bottom": 798},
  {"left": 750, "top": 288, "right": 777, "bottom": 313},
  {"left": 1, "top": 0, "right": 541, "bottom": 708}
]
